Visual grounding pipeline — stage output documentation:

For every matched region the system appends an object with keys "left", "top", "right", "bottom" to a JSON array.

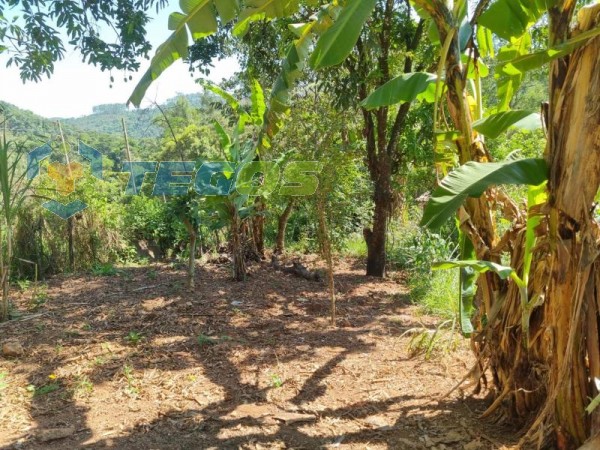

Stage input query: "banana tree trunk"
[
  {"left": 540, "top": 6, "right": 600, "bottom": 445},
  {"left": 417, "top": 0, "right": 599, "bottom": 446},
  {"left": 231, "top": 210, "right": 246, "bottom": 282}
]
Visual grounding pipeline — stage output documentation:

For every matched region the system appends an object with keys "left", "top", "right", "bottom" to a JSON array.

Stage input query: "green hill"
[{"left": 59, "top": 103, "right": 162, "bottom": 139}]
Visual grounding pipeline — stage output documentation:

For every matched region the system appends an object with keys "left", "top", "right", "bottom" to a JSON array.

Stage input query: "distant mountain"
[
  {"left": 0, "top": 100, "right": 63, "bottom": 138},
  {"left": 59, "top": 103, "right": 161, "bottom": 139},
  {"left": 1, "top": 93, "right": 206, "bottom": 140}
]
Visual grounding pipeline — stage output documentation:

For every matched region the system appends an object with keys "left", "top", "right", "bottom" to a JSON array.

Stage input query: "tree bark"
[
  {"left": 231, "top": 209, "right": 246, "bottom": 282},
  {"left": 274, "top": 199, "right": 295, "bottom": 255},
  {"left": 183, "top": 219, "right": 197, "bottom": 290},
  {"left": 540, "top": 6, "right": 600, "bottom": 445},
  {"left": 252, "top": 197, "right": 266, "bottom": 258},
  {"left": 419, "top": 2, "right": 600, "bottom": 446},
  {"left": 364, "top": 173, "right": 391, "bottom": 277}
]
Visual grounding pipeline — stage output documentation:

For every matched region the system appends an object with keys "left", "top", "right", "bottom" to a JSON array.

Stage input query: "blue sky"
[{"left": 0, "top": 5, "right": 239, "bottom": 118}]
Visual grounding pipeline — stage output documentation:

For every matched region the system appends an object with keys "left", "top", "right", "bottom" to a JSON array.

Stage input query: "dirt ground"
[{"left": 0, "top": 256, "right": 520, "bottom": 449}]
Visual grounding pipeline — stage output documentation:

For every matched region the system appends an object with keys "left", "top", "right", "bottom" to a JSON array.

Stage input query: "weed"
[
  {"left": 404, "top": 319, "right": 459, "bottom": 360},
  {"left": 197, "top": 334, "right": 217, "bottom": 347},
  {"left": 122, "top": 364, "right": 139, "bottom": 396},
  {"left": 81, "top": 323, "right": 92, "bottom": 331},
  {"left": 91, "top": 263, "right": 118, "bottom": 277},
  {"left": 16, "top": 279, "right": 30, "bottom": 291},
  {"left": 342, "top": 233, "right": 367, "bottom": 258},
  {"left": 270, "top": 374, "right": 284, "bottom": 388},
  {"left": 29, "top": 383, "right": 60, "bottom": 396},
  {"left": 147, "top": 269, "right": 157, "bottom": 280},
  {"left": 126, "top": 331, "right": 144, "bottom": 345},
  {"left": 93, "top": 356, "right": 106, "bottom": 366},
  {"left": 409, "top": 269, "right": 459, "bottom": 320},
  {"left": 29, "top": 285, "right": 49, "bottom": 310},
  {"left": 72, "top": 375, "right": 93, "bottom": 397}
]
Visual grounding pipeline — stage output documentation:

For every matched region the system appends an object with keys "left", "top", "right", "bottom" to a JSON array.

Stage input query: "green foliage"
[
  {"left": 91, "top": 263, "right": 119, "bottom": 277},
  {"left": 472, "top": 110, "right": 541, "bottom": 139},
  {"left": 433, "top": 260, "right": 521, "bottom": 285},
  {"left": 197, "top": 334, "right": 218, "bottom": 346},
  {"left": 309, "top": 0, "right": 377, "bottom": 70},
  {"left": 1, "top": 0, "right": 168, "bottom": 81},
  {"left": 29, "top": 382, "right": 60, "bottom": 397},
  {"left": 361, "top": 72, "right": 438, "bottom": 109},
  {"left": 125, "top": 331, "right": 144, "bottom": 345},
  {"left": 478, "top": 0, "right": 546, "bottom": 41},
  {"left": 129, "top": 0, "right": 299, "bottom": 106},
  {"left": 421, "top": 157, "right": 548, "bottom": 230},
  {"left": 409, "top": 270, "right": 459, "bottom": 320}
]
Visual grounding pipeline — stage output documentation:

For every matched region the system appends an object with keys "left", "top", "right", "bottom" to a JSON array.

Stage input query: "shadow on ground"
[{"left": 0, "top": 257, "right": 518, "bottom": 449}]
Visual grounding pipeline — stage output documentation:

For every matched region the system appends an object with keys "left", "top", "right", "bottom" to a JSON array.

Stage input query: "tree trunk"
[
  {"left": 538, "top": 6, "right": 600, "bottom": 445},
  {"left": 252, "top": 197, "right": 266, "bottom": 259},
  {"left": 67, "top": 217, "right": 74, "bottom": 271},
  {"left": 231, "top": 210, "right": 246, "bottom": 282},
  {"left": 275, "top": 199, "right": 295, "bottom": 255},
  {"left": 317, "top": 196, "right": 335, "bottom": 326},
  {"left": 364, "top": 163, "right": 392, "bottom": 277},
  {"left": 183, "top": 219, "right": 197, "bottom": 290}
]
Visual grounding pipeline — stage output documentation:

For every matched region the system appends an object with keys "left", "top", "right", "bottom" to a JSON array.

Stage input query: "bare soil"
[{"left": 0, "top": 256, "right": 519, "bottom": 449}]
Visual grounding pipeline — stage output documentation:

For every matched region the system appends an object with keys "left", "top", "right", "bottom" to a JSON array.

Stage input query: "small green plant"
[
  {"left": 147, "top": 269, "right": 157, "bottom": 280},
  {"left": 81, "top": 323, "right": 92, "bottom": 331},
  {"left": 16, "top": 279, "right": 30, "bottom": 291},
  {"left": 270, "top": 374, "right": 284, "bottom": 388},
  {"left": 29, "top": 383, "right": 60, "bottom": 397},
  {"left": 409, "top": 269, "right": 459, "bottom": 320},
  {"left": 197, "top": 334, "right": 217, "bottom": 347},
  {"left": 93, "top": 356, "right": 106, "bottom": 366},
  {"left": 404, "top": 319, "right": 459, "bottom": 360},
  {"left": 72, "top": 375, "right": 94, "bottom": 397},
  {"left": 122, "top": 364, "right": 139, "bottom": 396},
  {"left": 125, "top": 331, "right": 143, "bottom": 345},
  {"left": 30, "top": 285, "right": 49, "bottom": 310},
  {"left": 91, "top": 263, "right": 118, "bottom": 277}
]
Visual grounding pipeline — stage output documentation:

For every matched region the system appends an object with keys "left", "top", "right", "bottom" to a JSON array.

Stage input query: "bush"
[{"left": 388, "top": 215, "right": 459, "bottom": 319}]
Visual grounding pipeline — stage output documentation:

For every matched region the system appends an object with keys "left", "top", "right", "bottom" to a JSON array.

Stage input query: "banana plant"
[
  {"left": 199, "top": 81, "right": 273, "bottom": 281},
  {"left": 128, "top": 0, "right": 304, "bottom": 108},
  {"left": 426, "top": 154, "right": 548, "bottom": 346}
]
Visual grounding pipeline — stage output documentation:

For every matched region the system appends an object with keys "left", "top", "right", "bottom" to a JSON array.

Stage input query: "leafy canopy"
[{"left": 0, "top": 0, "right": 169, "bottom": 81}]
